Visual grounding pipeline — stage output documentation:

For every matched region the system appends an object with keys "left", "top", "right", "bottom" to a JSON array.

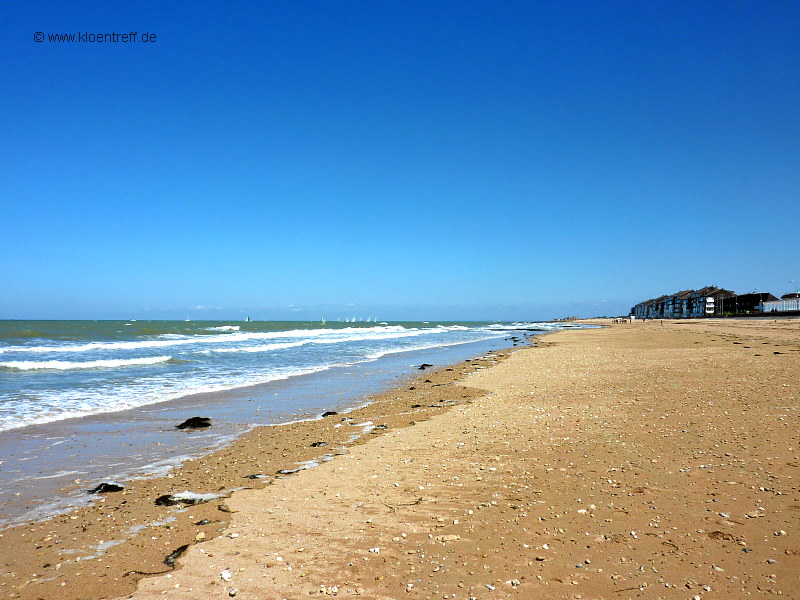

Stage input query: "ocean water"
[
  {"left": 0, "top": 319, "right": 578, "bottom": 527},
  {"left": 0, "top": 320, "right": 572, "bottom": 432}
]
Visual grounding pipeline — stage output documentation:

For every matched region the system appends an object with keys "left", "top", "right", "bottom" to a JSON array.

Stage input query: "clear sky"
[{"left": 2, "top": 1, "right": 798, "bottom": 320}]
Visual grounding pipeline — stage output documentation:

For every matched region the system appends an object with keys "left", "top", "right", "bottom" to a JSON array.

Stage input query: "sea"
[{"left": 0, "top": 319, "right": 577, "bottom": 527}]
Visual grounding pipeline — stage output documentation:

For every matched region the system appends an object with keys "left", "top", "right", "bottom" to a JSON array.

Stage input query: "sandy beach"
[{"left": 3, "top": 319, "right": 799, "bottom": 599}]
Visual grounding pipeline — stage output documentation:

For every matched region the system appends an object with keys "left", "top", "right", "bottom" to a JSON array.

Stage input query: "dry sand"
[{"left": 3, "top": 319, "right": 799, "bottom": 599}]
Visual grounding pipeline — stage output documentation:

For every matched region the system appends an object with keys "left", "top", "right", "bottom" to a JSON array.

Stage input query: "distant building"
[
  {"left": 721, "top": 293, "right": 778, "bottom": 314},
  {"left": 631, "top": 286, "right": 734, "bottom": 319},
  {"left": 760, "top": 297, "right": 800, "bottom": 314}
]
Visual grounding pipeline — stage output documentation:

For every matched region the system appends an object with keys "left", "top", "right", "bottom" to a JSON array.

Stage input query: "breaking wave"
[{"left": 0, "top": 356, "right": 173, "bottom": 371}]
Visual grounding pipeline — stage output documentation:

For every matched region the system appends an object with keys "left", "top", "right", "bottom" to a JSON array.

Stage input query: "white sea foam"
[
  {"left": 198, "top": 328, "right": 440, "bottom": 354},
  {"left": 485, "top": 322, "right": 560, "bottom": 330},
  {"left": 364, "top": 333, "right": 507, "bottom": 361},
  {"left": 0, "top": 356, "right": 173, "bottom": 371},
  {"left": 209, "top": 341, "right": 308, "bottom": 353},
  {"left": 0, "top": 325, "right": 417, "bottom": 354},
  {"left": 0, "top": 364, "right": 335, "bottom": 432},
  {"left": 206, "top": 325, "right": 240, "bottom": 331}
]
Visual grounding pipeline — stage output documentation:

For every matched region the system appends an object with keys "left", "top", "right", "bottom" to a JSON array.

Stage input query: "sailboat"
[{"left": 321, "top": 317, "right": 326, "bottom": 325}]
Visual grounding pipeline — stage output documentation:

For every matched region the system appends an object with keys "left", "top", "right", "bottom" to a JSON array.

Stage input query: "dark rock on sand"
[
  {"left": 418, "top": 363, "right": 434, "bottom": 370},
  {"left": 244, "top": 473, "right": 269, "bottom": 479},
  {"left": 164, "top": 544, "right": 190, "bottom": 567},
  {"left": 321, "top": 411, "right": 338, "bottom": 417},
  {"left": 87, "top": 482, "right": 124, "bottom": 494},
  {"left": 310, "top": 441, "right": 327, "bottom": 447},
  {"left": 155, "top": 494, "right": 180, "bottom": 506},
  {"left": 176, "top": 416, "right": 212, "bottom": 429}
]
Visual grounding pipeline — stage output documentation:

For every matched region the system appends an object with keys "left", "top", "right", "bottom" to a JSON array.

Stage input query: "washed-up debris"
[
  {"left": 310, "top": 441, "right": 328, "bottom": 447},
  {"left": 418, "top": 363, "right": 434, "bottom": 370},
  {"left": 244, "top": 473, "right": 269, "bottom": 479},
  {"left": 221, "top": 568, "right": 232, "bottom": 581},
  {"left": 175, "top": 416, "right": 211, "bottom": 429},
  {"left": 277, "top": 467, "right": 303, "bottom": 475},
  {"left": 155, "top": 491, "right": 220, "bottom": 506},
  {"left": 322, "top": 411, "right": 338, "bottom": 417},
  {"left": 87, "top": 481, "right": 124, "bottom": 494},
  {"left": 164, "top": 544, "right": 189, "bottom": 567}
]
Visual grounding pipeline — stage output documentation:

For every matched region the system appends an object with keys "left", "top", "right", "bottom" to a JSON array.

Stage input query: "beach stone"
[
  {"left": 87, "top": 481, "right": 124, "bottom": 494},
  {"left": 155, "top": 494, "right": 181, "bottom": 506},
  {"left": 418, "top": 363, "right": 434, "bottom": 370},
  {"left": 321, "top": 411, "right": 338, "bottom": 417},
  {"left": 175, "top": 416, "right": 212, "bottom": 429},
  {"left": 310, "top": 441, "right": 328, "bottom": 447}
]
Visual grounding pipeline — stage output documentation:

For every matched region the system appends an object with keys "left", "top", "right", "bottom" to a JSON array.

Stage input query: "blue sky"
[{"left": 2, "top": 1, "right": 798, "bottom": 320}]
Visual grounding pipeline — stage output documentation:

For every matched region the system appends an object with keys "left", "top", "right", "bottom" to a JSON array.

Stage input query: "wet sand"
[{"left": 3, "top": 319, "right": 799, "bottom": 599}]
